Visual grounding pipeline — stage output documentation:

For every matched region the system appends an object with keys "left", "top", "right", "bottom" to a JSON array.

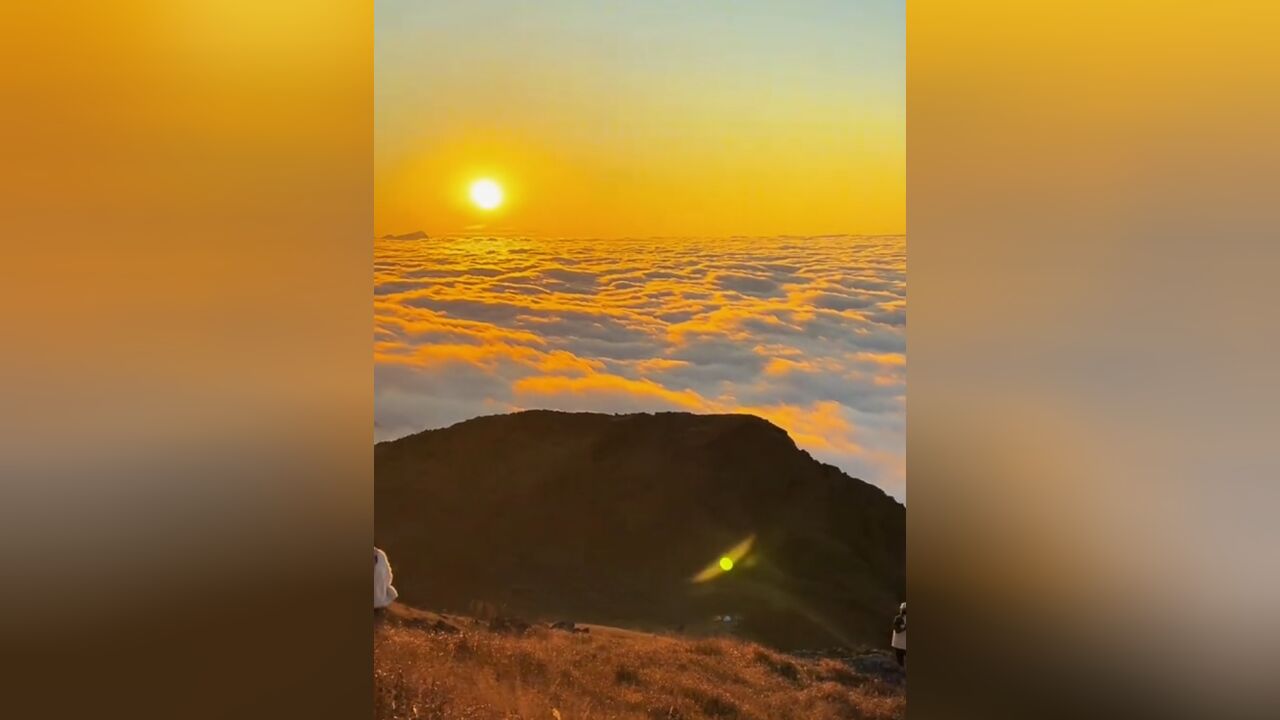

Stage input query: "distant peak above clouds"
[{"left": 380, "top": 230, "right": 429, "bottom": 240}]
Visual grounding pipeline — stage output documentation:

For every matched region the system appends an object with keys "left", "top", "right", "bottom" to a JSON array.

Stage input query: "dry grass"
[{"left": 375, "top": 618, "right": 904, "bottom": 720}]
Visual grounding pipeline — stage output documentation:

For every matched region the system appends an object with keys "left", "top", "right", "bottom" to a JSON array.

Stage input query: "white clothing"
[
  {"left": 374, "top": 547, "right": 399, "bottom": 609},
  {"left": 891, "top": 628, "right": 906, "bottom": 650}
]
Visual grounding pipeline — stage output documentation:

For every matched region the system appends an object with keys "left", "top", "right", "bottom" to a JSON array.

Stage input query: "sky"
[
  {"left": 375, "top": 0, "right": 904, "bottom": 238},
  {"left": 374, "top": 1, "right": 905, "bottom": 497}
]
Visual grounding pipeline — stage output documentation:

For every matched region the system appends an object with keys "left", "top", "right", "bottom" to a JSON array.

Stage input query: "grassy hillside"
[{"left": 374, "top": 605, "right": 905, "bottom": 720}]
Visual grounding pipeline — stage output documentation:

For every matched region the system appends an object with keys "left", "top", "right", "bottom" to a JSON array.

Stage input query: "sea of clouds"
[{"left": 374, "top": 235, "right": 905, "bottom": 498}]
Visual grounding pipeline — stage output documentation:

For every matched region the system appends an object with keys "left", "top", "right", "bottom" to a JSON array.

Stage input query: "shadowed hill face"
[{"left": 375, "top": 410, "right": 905, "bottom": 649}]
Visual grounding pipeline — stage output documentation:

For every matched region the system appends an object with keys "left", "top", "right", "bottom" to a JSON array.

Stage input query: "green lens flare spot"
[{"left": 719, "top": 556, "right": 734, "bottom": 572}]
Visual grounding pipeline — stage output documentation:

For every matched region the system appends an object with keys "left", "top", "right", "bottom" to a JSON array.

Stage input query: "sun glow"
[{"left": 469, "top": 178, "right": 504, "bottom": 210}]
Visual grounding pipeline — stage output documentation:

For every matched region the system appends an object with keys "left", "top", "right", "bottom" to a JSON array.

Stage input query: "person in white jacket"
[
  {"left": 890, "top": 601, "right": 907, "bottom": 667},
  {"left": 374, "top": 547, "right": 398, "bottom": 610}
]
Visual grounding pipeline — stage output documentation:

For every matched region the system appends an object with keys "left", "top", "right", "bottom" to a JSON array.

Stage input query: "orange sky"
[
  {"left": 373, "top": 3, "right": 906, "bottom": 496},
  {"left": 375, "top": 1, "right": 904, "bottom": 238}
]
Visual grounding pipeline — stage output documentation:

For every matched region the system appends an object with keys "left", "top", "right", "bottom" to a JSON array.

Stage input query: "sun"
[{"left": 469, "top": 178, "right": 504, "bottom": 210}]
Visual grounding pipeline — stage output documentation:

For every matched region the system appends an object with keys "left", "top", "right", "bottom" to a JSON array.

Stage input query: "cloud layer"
[{"left": 375, "top": 236, "right": 905, "bottom": 498}]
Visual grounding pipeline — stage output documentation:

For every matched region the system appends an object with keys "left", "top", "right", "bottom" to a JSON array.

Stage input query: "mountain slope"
[{"left": 374, "top": 410, "right": 905, "bottom": 649}]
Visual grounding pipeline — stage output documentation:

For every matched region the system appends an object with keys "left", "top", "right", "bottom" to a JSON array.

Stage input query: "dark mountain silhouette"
[
  {"left": 379, "top": 230, "right": 428, "bottom": 240},
  {"left": 374, "top": 410, "right": 905, "bottom": 649}
]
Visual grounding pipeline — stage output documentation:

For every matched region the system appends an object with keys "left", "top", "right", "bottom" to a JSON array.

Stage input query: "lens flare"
[{"left": 692, "top": 535, "right": 755, "bottom": 583}]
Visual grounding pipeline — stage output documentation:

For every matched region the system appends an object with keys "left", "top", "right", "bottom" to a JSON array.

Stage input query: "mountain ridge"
[{"left": 375, "top": 409, "right": 904, "bottom": 649}]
